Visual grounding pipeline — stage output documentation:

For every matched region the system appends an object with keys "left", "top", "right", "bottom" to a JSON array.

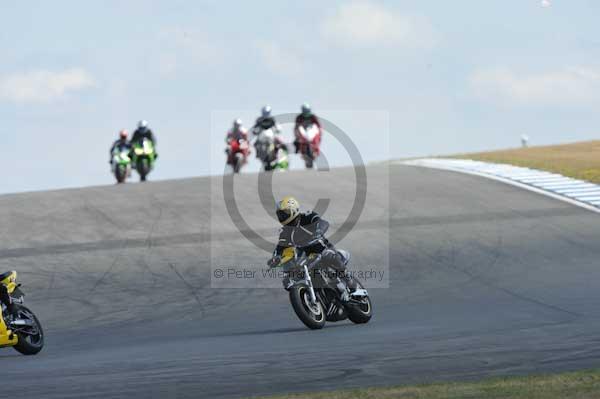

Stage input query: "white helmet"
[
  {"left": 233, "top": 118, "right": 243, "bottom": 128},
  {"left": 261, "top": 105, "right": 272, "bottom": 118},
  {"left": 301, "top": 103, "right": 311, "bottom": 115},
  {"left": 138, "top": 120, "right": 149, "bottom": 129}
]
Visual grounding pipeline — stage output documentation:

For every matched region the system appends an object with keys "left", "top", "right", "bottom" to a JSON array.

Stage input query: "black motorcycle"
[{"left": 275, "top": 247, "right": 372, "bottom": 330}]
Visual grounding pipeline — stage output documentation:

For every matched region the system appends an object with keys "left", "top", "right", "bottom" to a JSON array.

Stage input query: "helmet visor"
[{"left": 276, "top": 209, "right": 290, "bottom": 224}]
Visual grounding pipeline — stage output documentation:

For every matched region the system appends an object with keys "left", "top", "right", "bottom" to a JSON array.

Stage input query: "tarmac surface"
[{"left": 2, "top": 164, "right": 600, "bottom": 398}]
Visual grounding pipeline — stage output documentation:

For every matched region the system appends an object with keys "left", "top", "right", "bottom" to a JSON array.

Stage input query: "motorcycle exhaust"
[{"left": 10, "top": 319, "right": 34, "bottom": 327}]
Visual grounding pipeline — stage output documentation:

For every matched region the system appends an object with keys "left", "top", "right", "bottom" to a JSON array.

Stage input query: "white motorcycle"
[{"left": 253, "top": 126, "right": 289, "bottom": 171}]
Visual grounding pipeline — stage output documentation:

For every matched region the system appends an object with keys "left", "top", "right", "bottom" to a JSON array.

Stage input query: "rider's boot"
[
  {"left": 321, "top": 249, "right": 357, "bottom": 301},
  {"left": 282, "top": 273, "right": 293, "bottom": 291},
  {"left": 336, "top": 272, "right": 357, "bottom": 302},
  {"left": 344, "top": 273, "right": 357, "bottom": 292},
  {"left": 336, "top": 281, "right": 350, "bottom": 302}
]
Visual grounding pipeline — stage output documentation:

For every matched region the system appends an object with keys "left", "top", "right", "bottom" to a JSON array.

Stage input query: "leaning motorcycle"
[
  {"left": 254, "top": 127, "right": 289, "bottom": 172},
  {"left": 131, "top": 138, "right": 156, "bottom": 182},
  {"left": 226, "top": 139, "right": 249, "bottom": 174},
  {"left": 0, "top": 271, "right": 44, "bottom": 355},
  {"left": 273, "top": 247, "right": 372, "bottom": 330},
  {"left": 111, "top": 147, "right": 132, "bottom": 183},
  {"left": 296, "top": 123, "right": 321, "bottom": 169}
]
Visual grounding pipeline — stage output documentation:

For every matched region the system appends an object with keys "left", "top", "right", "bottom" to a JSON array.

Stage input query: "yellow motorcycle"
[{"left": 0, "top": 271, "right": 44, "bottom": 355}]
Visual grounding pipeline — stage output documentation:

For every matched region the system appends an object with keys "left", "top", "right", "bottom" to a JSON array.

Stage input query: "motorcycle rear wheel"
[
  {"left": 11, "top": 305, "right": 44, "bottom": 355},
  {"left": 346, "top": 279, "right": 372, "bottom": 324},
  {"left": 290, "top": 285, "right": 325, "bottom": 330}
]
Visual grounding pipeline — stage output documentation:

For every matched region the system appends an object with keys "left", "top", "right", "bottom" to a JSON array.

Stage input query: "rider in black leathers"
[
  {"left": 131, "top": 120, "right": 156, "bottom": 144},
  {"left": 253, "top": 114, "right": 277, "bottom": 132},
  {"left": 130, "top": 120, "right": 158, "bottom": 158},
  {"left": 269, "top": 196, "right": 356, "bottom": 298},
  {"left": 252, "top": 105, "right": 287, "bottom": 157}
]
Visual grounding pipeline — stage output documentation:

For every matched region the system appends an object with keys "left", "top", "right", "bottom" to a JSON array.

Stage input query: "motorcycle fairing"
[
  {"left": 1, "top": 271, "right": 17, "bottom": 294},
  {"left": 133, "top": 138, "right": 156, "bottom": 158},
  {"left": 300, "top": 124, "right": 320, "bottom": 141},
  {"left": 0, "top": 271, "right": 18, "bottom": 347}
]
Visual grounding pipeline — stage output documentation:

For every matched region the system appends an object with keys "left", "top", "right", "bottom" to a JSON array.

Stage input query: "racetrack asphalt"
[{"left": 1, "top": 163, "right": 600, "bottom": 398}]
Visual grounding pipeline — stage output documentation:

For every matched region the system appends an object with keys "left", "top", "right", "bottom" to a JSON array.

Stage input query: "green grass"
[
  {"left": 255, "top": 369, "right": 600, "bottom": 399},
  {"left": 452, "top": 140, "right": 600, "bottom": 184}
]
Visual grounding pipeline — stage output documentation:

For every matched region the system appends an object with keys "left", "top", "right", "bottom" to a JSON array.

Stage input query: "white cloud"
[
  {"left": 0, "top": 68, "right": 96, "bottom": 103},
  {"left": 256, "top": 40, "right": 303, "bottom": 77},
  {"left": 469, "top": 66, "right": 600, "bottom": 106},
  {"left": 321, "top": 1, "right": 436, "bottom": 48}
]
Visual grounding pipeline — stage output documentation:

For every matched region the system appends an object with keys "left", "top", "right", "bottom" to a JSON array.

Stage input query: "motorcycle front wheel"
[
  {"left": 115, "top": 164, "right": 127, "bottom": 183},
  {"left": 138, "top": 159, "right": 149, "bottom": 182},
  {"left": 233, "top": 154, "right": 243, "bottom": 173},
  {"left": 289, "top": 285, "right": 326, "bottom": 330},
  {"left": 11, "top": 305, "right": 44, "bottom": 355}
]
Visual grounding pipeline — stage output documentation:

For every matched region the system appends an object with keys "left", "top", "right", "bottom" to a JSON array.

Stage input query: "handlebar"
[{"left": 301, "top": 254, "right": 322, "bottom": 270}]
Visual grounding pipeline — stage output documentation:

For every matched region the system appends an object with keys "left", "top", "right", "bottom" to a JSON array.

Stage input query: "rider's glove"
[{"left": 268, "top": 256, "right": 281, "bottom": 268}]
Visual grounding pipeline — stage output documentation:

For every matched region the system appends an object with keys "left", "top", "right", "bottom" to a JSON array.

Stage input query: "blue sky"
[{"left": 1, "top": 0, "right": 599, "bottom": 193}]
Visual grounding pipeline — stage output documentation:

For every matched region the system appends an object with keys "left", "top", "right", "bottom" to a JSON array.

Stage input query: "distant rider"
[
  {"left": 293, "top": 103, "right": 322, "bottom": 154},
  {"left": 130, "top": 120, "right": 158, "bottom": 159},
  {"left": 268, "top": 196, "right": 357, "bottom": 300},
  {"left": 253, "top": 105, "right": 278, "bottom": 133},
  {"left": 226, "top": 119, "right": 249, "bottom": 146},
  {"left": 252, "top": 105, "right": 287, "bottom": 154},
  {"left": 226, "top": 119, "right": 250, "bottom": 164},
  {"left": 109, "top": 129, "right": 131, "bottom": 164}
]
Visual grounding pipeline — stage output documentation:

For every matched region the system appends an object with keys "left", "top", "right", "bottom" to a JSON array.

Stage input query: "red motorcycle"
[
  {"left": 296, "top": 123, "right": 321, "bottom": 169},
  {"left": 226, "top": 139, "right": 250, "bottom": 173}
]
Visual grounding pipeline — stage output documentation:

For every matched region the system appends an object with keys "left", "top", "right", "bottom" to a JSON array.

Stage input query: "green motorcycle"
[
  {"left": 131, "top": 138, "right": 156, "bottom": 182},
  {"left": 111, "top": 147, "right": 132, "bottom": 184},
  {"left": 270, "top": 146, "right": 289, "bottom": 171}
]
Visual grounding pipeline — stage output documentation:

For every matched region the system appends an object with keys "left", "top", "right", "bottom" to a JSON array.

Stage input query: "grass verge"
[
  {"left": 256, "top": 369, "right": 600, "bottom": 399},
  {"left": 452, "top": 140, "right": 600, "bottom": 184}
]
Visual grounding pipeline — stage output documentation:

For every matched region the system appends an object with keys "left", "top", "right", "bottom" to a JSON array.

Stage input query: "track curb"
[{"left": 400, "top": 158, "right": 600, "bottom": 215}]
